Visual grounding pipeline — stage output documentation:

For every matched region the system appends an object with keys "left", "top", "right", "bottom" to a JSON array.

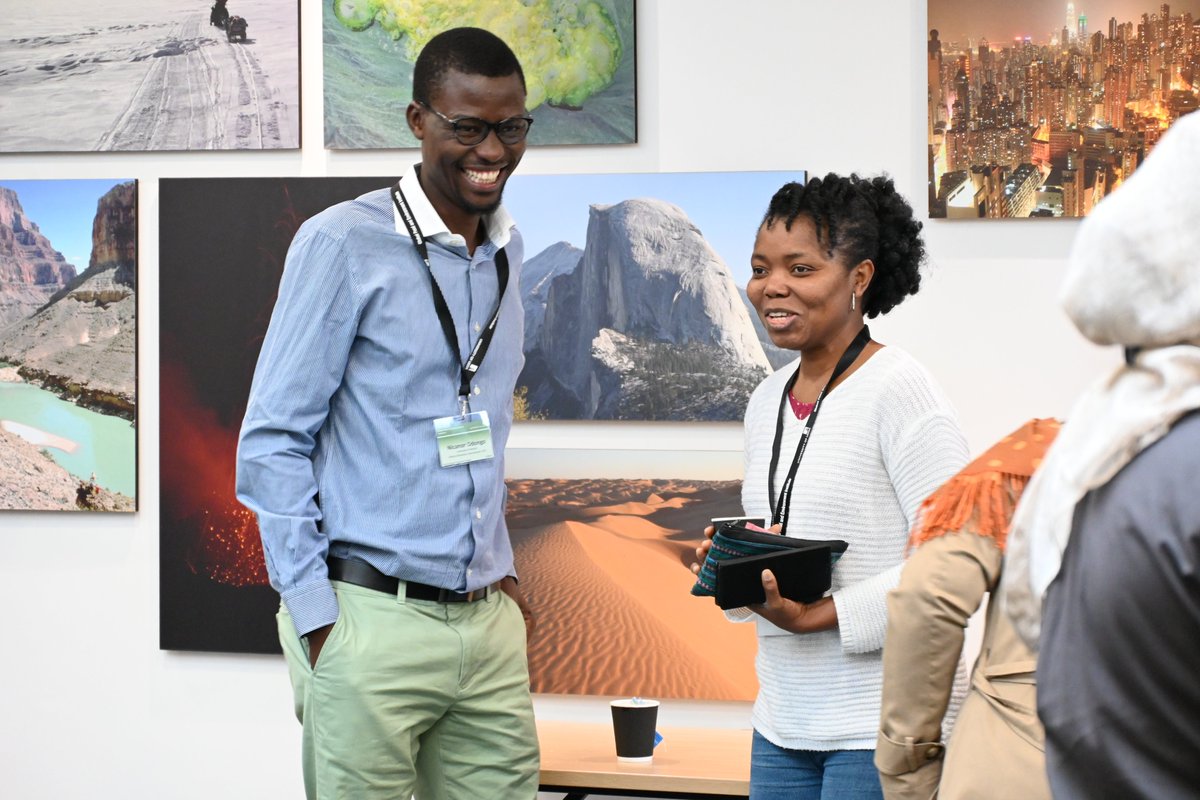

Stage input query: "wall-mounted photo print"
[
  {"left": 507, "top": 476, "right": 757, "bottom": 701},
  {"left": 324, "top": 0, "right": 636, "bottom": 148},
  {"left": 503, "top": 169, "right": 806, "bottom": 421},
  {"left": 0, "top": 180, "right": 137, "bottom": 511},
  {"left": 159, "top": 176, "right": 391, "bottom": 652},
  {"left": 0, "top": 1, "right": 300, "bottom": 152},
  {"left": 928, "top": 0, "right": 1199, "bottom": 218}
]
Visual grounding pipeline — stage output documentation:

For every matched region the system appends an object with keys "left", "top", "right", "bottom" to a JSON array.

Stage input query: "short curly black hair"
[
  {"left": 761, "top": 174, "right": 925, "bottom": 318},
  {"left": 412, "top": 27, "right": 526, "bottom": 106}
]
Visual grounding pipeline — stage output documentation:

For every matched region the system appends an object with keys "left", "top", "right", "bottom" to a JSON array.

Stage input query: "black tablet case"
[
  {"left": 714, "top": 545, "right": 833, "bottom": 610},
  {"left": 691, "top": 522, "right": 847, "bottom": 601}
]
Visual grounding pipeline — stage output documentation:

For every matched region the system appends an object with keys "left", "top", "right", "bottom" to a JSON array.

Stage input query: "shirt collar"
[{"left": 394, "top": 162, "right": 514, "bottom": 251}]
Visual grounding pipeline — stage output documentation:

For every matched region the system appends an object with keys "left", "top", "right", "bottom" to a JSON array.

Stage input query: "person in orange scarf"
[{"left": 874, "top": 418, "right": 1060, "bottom": 799}]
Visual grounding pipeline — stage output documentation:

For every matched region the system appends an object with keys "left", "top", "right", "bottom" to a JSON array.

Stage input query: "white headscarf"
[{"left": 1003, "top": 111, "right": 1200, "bottom": 648}]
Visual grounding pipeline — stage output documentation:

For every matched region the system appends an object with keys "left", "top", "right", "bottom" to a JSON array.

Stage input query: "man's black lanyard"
[
  {"left": 392, "top": 180, "right": 509, "bottom": 416},
  {"left": 768, "top": 325, "right": 871, "bottom": 536}
]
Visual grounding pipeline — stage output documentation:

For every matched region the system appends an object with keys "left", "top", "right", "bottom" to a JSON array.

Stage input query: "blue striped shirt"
[{"left": 236, "top": 163, "right": 525, "bottom": 636}]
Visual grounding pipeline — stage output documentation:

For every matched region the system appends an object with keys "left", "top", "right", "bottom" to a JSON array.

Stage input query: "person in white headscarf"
[{"left": 1002, "top": 110, "right": 1200, "bottom": 800}]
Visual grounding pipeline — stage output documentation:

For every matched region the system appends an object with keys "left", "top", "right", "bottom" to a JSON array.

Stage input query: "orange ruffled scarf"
[{"left": 908, "top": 418, "right": 1062, "bottom": 553}]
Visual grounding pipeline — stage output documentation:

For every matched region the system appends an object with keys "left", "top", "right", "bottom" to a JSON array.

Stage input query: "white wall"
[{"left": 0, "top": 2, "right": 1118, "bottom": 798}]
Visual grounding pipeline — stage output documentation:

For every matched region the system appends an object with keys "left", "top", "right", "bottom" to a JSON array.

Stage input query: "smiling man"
[{"left": 236, "top": 27, "right": 539, "bottom": 800}]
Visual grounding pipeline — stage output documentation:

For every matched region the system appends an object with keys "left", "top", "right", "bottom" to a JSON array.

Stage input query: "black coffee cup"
[{"left": 610, "top": 698, "right": 659, "bottom": 762}]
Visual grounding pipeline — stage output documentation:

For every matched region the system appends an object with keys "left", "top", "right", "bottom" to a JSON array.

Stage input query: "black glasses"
[{"left": 418, "top": 101, "right": 533, "bottom": 146}]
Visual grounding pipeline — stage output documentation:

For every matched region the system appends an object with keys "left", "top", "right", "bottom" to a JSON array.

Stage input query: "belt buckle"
[{"left": 440, "top": 585, "right": 489, "bottom": 602}]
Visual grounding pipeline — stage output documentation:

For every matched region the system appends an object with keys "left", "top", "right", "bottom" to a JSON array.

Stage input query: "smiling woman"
[
  {"left": 747, "top": 174, "right": 927, "bottom": 406},
  {"left": 696, "top": 173, "right": 970, "bottom": 800},
  {"left": 751, "top": 215, "right": 870, "bottom": 357}
]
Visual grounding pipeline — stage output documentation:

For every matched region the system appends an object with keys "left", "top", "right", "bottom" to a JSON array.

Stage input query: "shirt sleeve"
[
  {"left": 833, "top": 401, "right": 970, "bottom": 654},
  {"left": 235, "top": 225, "right": 360, "bottom": 637}
]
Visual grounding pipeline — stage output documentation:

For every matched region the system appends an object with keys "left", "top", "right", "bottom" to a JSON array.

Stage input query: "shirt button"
[
  {"left": 473, "top": 385, "right": 481, "bottom": 395},
  {"left": 467, "top": 568, "right": 473, "bottom": 576},
  {"left": 474, "top": 321, "right": 482, "bottom": 332},
  {"left": 474, "top": 508, "right": 482, "bottom": 520}
]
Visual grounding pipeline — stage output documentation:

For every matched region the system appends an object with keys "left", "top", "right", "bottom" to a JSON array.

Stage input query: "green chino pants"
[{"left": 278, "top": 579, "right": 539, "bottom": 799}]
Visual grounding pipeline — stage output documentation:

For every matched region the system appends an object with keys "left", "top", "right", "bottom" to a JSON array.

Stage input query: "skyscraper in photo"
[
  {"left": 954, "top": 63, "right": 972, "bottom": 129},
  {"left": 929, "top": 30, "right": 946, "bottom": 135},
  {"left": 1103, "top": 65, "right": 1130, "bottom": 128},
  {"left": 1067, "top": 2, "right": 1077, "bottom": 41}
]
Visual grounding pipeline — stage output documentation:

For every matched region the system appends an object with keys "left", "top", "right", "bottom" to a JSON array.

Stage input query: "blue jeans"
[{"left": 750, "top": 730, "right": 883, "bottom": 800}]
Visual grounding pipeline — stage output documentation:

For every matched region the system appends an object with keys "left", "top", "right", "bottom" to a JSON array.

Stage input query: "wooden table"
[{"left": 537, "top": 720, "right": 751, "bottom": 799}]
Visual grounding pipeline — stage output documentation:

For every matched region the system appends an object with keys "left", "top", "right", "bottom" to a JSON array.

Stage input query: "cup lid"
[{"left": 610, "top": 698, "right": 660, "bottom": 708}]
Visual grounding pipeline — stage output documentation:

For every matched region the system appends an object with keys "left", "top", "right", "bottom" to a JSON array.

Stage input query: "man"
[
  {"left": 1003, "top": 112, "right": 1200, "bottom": 799},
  {"left": 236, "top": 27, "right": 539, "bottom": 799}
]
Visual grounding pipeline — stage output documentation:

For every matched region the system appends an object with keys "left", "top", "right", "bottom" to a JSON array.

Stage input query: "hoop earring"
[{"left": 851, "top": 294, "right": 856, "bottom": 312}]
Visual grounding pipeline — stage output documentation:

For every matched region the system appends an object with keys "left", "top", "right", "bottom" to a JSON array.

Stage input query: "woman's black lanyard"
[
  {"left": 768, "top": 325, "right": 871, "bottom": 536},
  {"left": 392, "top": 180, "right": 509, "bottom": 416}
]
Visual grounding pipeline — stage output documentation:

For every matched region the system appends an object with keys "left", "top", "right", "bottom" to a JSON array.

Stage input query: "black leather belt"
[{"left": 327, "top": 556, "right": 497, "bottom": 603}]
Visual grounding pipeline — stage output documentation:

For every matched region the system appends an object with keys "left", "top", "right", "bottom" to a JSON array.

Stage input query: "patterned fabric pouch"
[{"left": 690, "top": 522, "right": 848, "bottom": 598}]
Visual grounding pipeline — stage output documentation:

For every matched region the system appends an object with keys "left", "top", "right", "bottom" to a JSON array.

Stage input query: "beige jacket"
[{"left": 875, "top": 531, "right": 1050, "bottom": 800}]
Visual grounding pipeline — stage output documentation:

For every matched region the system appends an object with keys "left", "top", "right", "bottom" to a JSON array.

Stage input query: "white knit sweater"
[{"left": 735, "top": 346, "right": 968, "bottom": 751}]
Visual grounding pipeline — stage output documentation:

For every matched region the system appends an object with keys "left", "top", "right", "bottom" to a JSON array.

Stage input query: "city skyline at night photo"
[{"left": 928, "top": 1, "right": 1199, "bottom": 218}]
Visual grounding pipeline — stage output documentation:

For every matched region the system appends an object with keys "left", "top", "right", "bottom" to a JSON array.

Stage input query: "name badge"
[{"left": 434, "top": 411, "right": 494, "bottom": 467}]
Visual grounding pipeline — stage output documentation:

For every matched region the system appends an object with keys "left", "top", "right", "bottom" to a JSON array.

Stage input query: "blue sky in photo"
[
  {"left": 502, "top": 170, "right": 807, "bottom": 287},
  {"left": 0, "top": 179, "right": 128, "bottom": 269}
]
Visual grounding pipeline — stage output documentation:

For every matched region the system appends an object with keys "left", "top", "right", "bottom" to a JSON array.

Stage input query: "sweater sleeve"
[
  {"left": 832, "top": 563, "right": 904, "bottom": 654},
  {"left": 724, "top": 374, "right": 778, "bottom": 624},
  {"left": 833, "top": 387, "right": 970, "bottom": 654},
  {"left": 886, "top": 410, "right": 970, "bottom": 525}
]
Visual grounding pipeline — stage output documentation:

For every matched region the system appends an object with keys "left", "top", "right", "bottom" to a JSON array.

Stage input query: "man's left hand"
[{"left": 500, "top": 576, "right": 537, "bottom": 643}]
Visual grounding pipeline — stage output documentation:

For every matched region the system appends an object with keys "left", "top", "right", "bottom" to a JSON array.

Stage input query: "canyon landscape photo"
[{"left": 0, "top": 180, "right": 138, "bottom": 511}]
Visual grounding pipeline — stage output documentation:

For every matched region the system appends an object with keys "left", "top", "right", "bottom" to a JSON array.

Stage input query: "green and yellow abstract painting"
[{"left": 324, "top": 0, "right": 637, "bottom": 148}]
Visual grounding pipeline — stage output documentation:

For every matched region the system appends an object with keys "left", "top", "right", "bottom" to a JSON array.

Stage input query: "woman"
[
  {"left": 695, "top": 174, "right": 968, "bottom": 799},
  {"left": 876, "top": 418, "right": 1060, "bottom": 800}
]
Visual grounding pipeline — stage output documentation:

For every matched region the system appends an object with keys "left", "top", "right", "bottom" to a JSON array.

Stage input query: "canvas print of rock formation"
[
  {"left": 323, "top": 0, "right": 636, "bottom": 148},
  {"left": 0, "top": 180, "right": 137, "bottom": 512},
  {"left": 0, "top": 0, "right": 299, "bottom": 152},
  {"left": 504, "top": 170, "right": 805, "bottom": 420},
  {"left": 928, "top": 0, "right": 1199, "bottom": 218}
]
